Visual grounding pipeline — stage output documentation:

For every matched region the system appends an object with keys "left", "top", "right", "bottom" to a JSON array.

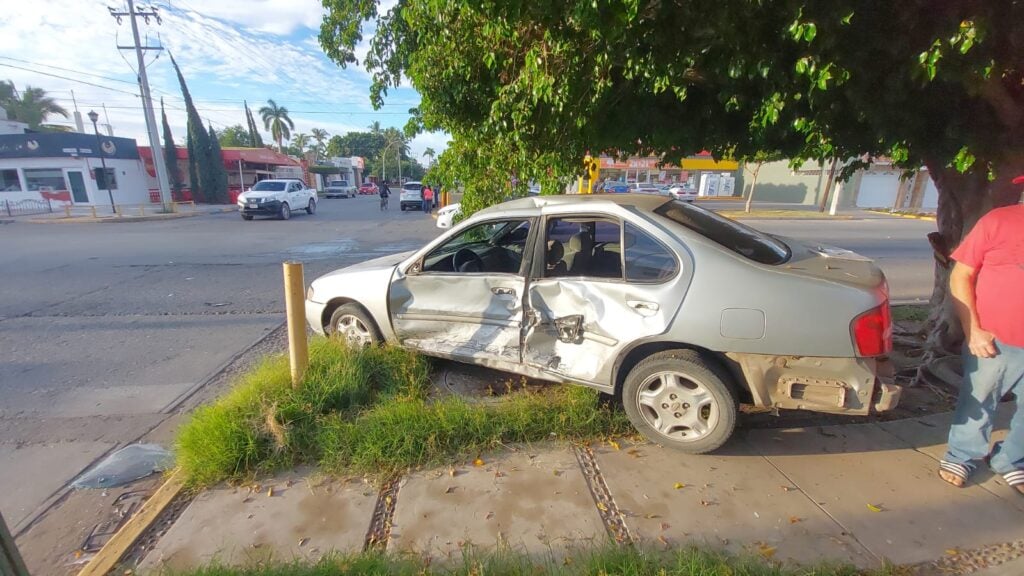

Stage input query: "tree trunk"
[
  {"left": 744, "top": 163, "right": 761, "bottom": 213},
  {"left": 915, "top": 157, "right": 1023, "bottom": 389}
]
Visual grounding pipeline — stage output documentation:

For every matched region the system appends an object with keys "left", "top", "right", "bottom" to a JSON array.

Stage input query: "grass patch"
[
  {"left": 891, "top": 305, "right": 930, "bottom": 323},
  {"left": 176, "top": 338, "right": 630, "bottom": 487},
  {"left": 168, "top": 545, "right": 895, "bottom": 576}
]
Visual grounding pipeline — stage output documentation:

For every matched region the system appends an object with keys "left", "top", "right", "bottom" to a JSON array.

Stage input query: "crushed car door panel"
[
  {"left": 522, "top": 217, "right": 686, "bottom": 388},
  {"left": 390, "top": 219, "right": 533, "bottom": 368}
]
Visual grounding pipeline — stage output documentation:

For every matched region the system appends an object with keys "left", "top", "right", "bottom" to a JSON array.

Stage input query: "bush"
[{"left": 175, "top": 338, "right": 629, "bottom": 486}]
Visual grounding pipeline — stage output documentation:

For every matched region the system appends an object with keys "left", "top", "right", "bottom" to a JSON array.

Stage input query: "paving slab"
[
  {"left": 388, "top": 447, "right": 606, "bottom": 559},
  {"left": 747, "top": 423, "right": 1024, "bottom": 565},
  {"left": 0, "top": 441, "right": 115, "bottom": 528},
  {"left": 591, "top": 439, "right": 873, "bottom": 567},
  {"left": 877, "top": 406, "right": 1024, "bottom": 514},
  {"left": 139, "top": 469, "right": 377, "bottom": 571}
]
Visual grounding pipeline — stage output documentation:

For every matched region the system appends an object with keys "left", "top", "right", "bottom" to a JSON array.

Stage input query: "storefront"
[
  {"left": 597, "top": 152, "right": 740, "bottom": 190},
  {"left": 138, "top": 145, "right": 304, "bottom": 201},
  {"left": 0, "top": 133, "right": 149, "bottom": 207}
]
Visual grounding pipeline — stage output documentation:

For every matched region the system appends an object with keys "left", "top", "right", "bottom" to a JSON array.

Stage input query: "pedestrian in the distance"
[
  {"left": 422, "top": 185, "right": 433, "bottom": 214},
  {"left": 379, "top": 181, "right": 390, "bottom": 211},
  {"left": 938, "top": 174, "right": 1024, "bottom": 494}
]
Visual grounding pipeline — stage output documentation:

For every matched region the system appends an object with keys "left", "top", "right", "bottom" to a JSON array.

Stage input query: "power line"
[{"left": 0, "top": 63, "right": 140, "bottom": 97}]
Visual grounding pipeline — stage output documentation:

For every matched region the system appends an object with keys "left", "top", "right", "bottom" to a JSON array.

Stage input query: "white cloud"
[
  {"left": 173, "top": 0, "right": 325, "bottom": 36},
  {"left": 409, "top": 131, "right": 449, "bottom": 164}
]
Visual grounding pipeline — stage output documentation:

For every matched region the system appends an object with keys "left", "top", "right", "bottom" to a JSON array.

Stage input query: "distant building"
[
  {"left": 597, "top": 152, "right": 741, "bottom": 191},
  {"left": 0, "top": 106, "right": 29, "bottom": 135},
  {"left": 137, "top": 146, "right": 303, "bottom": 202},
  {"left": 0, "top": 132, "right": 150, "bottom": 206}
]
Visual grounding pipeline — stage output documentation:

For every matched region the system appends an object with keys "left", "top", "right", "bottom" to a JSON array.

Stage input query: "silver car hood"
[{"left": 324, "top": 250, "right": 416, "bottom": 275}]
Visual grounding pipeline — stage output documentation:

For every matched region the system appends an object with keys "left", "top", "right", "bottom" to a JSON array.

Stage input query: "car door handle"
[
  {"left": 491, "top": 287, "right": 516, "bottom": 297},
  {"left": 627, "top": 300, "right": 659, "bottom": 316}
]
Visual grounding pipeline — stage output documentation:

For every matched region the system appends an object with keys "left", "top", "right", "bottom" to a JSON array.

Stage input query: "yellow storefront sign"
[{"left": 681, "top": 157, "right": 739, "bottom": 170}]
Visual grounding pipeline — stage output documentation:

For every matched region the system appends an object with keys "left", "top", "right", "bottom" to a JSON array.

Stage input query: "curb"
[
  {"left": 27, "top": 207, "right": 235, "bottom": 225},
  {"left": 865, "top": 209, "right": 937, "bottom": 222},
  {"left": 77, "top": 470, "right": 184, "bottom": 576}
]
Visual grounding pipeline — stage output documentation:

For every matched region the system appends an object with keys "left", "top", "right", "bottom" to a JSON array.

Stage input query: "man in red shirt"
[{"left": 939, "top": 175, "right": 1024, "bottom": 494}]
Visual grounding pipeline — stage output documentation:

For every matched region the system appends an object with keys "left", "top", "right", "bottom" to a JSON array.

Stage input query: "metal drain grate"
[
  {"left": 363, "top": 476, "right": 402, "bottom": 551},
  {"left": 573, "top": 445, "right": 633, "bottom": 544}
]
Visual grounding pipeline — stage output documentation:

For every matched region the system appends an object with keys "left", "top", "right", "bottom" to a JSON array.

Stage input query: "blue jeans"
[
  {"left": 422, "top": 199, "right": 430, "bottom": 213},
  {"left": 944, "top": 340, "right": 1024, "bottom": 474}
]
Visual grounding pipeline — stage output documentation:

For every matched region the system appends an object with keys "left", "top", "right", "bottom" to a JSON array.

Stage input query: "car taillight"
[{"left": 851, "top": 303, "right": 892, "bottom": 357}]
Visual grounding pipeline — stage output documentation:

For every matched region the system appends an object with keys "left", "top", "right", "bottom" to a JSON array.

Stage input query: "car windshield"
[
  {"left": 655, "top": 200, "right": 791, "bottom": 265},
  {"left": 252, "top": 181, "right": 286, "bottom": 191}
]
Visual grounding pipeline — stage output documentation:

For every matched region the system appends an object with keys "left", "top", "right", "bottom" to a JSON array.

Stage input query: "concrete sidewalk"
[
  {"left": 136, "top": 408, "right": 1022, "bottom": 575},
  {"left": 24, "top": 203, "right": 235, "bottom": 224}
]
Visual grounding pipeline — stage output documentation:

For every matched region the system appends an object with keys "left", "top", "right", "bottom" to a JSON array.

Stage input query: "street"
[{"left": 0, "top": 200, "right": 935, "bottom": 544}]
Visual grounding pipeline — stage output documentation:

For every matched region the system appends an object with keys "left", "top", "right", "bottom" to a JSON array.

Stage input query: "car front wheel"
[
  {"left": 279, "top": 202, "right": 291, "bottom": 220},
  {"left": 306, "top": 199, "right": 316, "bottom": 214},
  {"left": 328, "top": 303, "right": 382, "bottom": 347},
  {"left": 622, "top": 349, "right": 737, "bottom": 454}
]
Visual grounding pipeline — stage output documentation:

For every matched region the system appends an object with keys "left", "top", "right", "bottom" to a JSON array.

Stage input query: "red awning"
[{"left": 138, "top": 146, "right": 299, "bottom": 177}]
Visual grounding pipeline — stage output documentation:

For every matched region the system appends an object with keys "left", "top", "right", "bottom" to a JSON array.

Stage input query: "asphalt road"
[{"left": 0, "top": 198, "right": 935, "bottom": 536}]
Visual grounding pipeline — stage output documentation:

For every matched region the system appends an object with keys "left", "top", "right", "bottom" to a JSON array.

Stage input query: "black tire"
[
  {"left": 306, "top": 199, "right": 316, "bottom": 215},
  {"left": 241, "top": 213, "right": 253, "bottom": 221},
  {"left": 279, "top": 202, "right": 291, "bottom": 220},
  {"left": 621, "top": 349, "right": 737, "bottom": 454},
  {"left": 328, "top": 303, "right": 382, "bottom": 347}
]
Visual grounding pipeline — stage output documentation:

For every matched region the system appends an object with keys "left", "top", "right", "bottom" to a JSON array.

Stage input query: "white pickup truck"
[{"left": 324, "top": 179, "right": 356, "bottom": 199}]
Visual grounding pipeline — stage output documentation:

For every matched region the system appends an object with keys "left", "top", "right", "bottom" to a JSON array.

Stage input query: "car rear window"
[
  {"left": 654, "top": 200, "right": 791, "bottom": 265},
  {"left": 403, "top": 183, "right": 421, "bottom": 191}
]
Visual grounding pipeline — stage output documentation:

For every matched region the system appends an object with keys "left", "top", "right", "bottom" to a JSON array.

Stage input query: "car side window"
[
  {"left": 624, "top": 222, "right": 678, "bottom": 282},
  {"left": 422, "top": 219, "right": 531, "bottom": 275},
  {"left": 544, "top": 217, "right": 623, "bottom": 280}
]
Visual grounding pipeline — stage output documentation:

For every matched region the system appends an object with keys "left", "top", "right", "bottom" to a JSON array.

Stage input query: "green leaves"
[
  {"left": 953, "top": 146, "right": 976, "bottom": 173},
  {"left": 788, "top": 19, "right": 817, "bottom": 43}
]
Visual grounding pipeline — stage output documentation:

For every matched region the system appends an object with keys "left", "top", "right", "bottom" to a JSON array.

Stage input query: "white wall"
[
  {"left": 855, "top": 172, "right": 902, "bottom": 208},
  {"left": 0, "top": 156, "right": 150, "bottom": 206}
]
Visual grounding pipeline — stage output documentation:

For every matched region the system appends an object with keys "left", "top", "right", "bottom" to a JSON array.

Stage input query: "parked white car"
[
  {"left": 324, "top": 179, "right": 356, "bottom": 199},
  {"left": 667, "top": 184, "right": 698, "bottom": 202},
  {"left": 436, "top": 202, "right": 461, "bottom": 229},
  {"left": 628, "top": 182, "right": 665, "bottom": 195},
  {"left": 237, "top": 179, "right": 317, "bottom": 220}
]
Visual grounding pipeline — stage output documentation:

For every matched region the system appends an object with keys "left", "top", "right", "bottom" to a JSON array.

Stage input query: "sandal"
[
  {"left": 1002, "top": 470, "right": 1024, "bottom": 495},
  {"left": 938, "top": 460, "right": 972, "bottom": 487}
]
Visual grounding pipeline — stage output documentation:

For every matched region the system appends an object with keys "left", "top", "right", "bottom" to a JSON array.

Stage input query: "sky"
[{"left": 0, "top": 0, "right": 449, "bottom": 163}]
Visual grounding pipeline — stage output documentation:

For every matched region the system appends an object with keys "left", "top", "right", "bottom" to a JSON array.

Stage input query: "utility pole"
[{"left": 109, "top": 1, "right": 172, "bottom": 212}]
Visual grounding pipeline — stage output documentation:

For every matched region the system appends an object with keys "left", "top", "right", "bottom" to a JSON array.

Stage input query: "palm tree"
[
  {"left": 292, "top": 132, "right": 310, "bottom": 155},
  {"left": 423, "top": 147, "right": 436, "bottom": 167},
  {"left": 258, "top": 99, "right": 295, "bottom": 152},
  {"left": 0, "top": 82, "right": 69, "bottom": 129},
  {"left": 310, "top": 128, "right": 329, "bottom": 161},
  {"left": 367, "top": 121, "right": 382, "bottom": 135}
]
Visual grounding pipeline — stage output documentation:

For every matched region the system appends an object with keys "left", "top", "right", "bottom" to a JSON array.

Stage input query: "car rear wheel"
[
  {"left": 241, "top": 213, "right": 253, "bottom": 221},
  {"left": 328, "top": 303, "right": 382, "bottom": 347},
  {"left": 306, "top": 199, "right": 316, "bottom": 214},
  {"left": 279, "top": 202, "right": 291, "bottom": 220},
  {"left": 622, "top": 349, "right": 737, "bottom": 454}
]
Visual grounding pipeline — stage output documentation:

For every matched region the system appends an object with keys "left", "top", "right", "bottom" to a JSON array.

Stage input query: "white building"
[{"left": 0, "top": 132, "right": 151, "bottom": 208}]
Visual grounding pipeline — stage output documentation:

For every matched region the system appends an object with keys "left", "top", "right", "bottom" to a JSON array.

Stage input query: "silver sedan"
[{"left": 305, "top": 194, "right": 900, "bottom": 453}]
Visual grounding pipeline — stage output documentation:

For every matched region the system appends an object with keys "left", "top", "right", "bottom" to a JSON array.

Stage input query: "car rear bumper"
[
  {"left": 324, "top": 191, "right": 351, "bottom": 198},
  {"left": 305, "top": 299, "right": 328, "bottom": 335},
  {"left": 725, "top": 352, "right": 900, "bottom": 415}
]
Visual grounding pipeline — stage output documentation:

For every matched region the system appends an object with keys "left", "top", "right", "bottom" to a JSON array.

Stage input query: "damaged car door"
[
  {"left": 390, "top": 218, "right": 534, "bottom": 368},
  {"left": 523, "top": 215, "right": 687, "bottom": 388}
]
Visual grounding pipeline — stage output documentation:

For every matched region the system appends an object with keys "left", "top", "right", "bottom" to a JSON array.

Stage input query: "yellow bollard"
[
  {"left": 90, "top": 206, "right": 97, "bottom": 218},
  {"left": 64, "top": 205, "right": 72, "bottom": 217},
  {"left": 171, "top": 201, "right": 179, "bottom": 214},
  {"left": 115, "top": 205, "right": 123, "bottom": 217},
  {"left": 578, "top": 176, "right": 583, "bottom": 194},
  {"left": 139, "top": 205, "right": 146, "bottom": 216},
  {"left": 283, "top": 261, "right": 309, "bottom": 388}
]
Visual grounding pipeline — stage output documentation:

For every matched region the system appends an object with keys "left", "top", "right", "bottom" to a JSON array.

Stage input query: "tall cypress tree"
[
  {"left": 244, "top": 100, "right": 264, "bottom": 148},
  {"left": 185, "top": 119, "right": 202, "bottom": 202},
  {"left": 171, "top": 54, "right": 211, "bottom": 201},
  {"left": 160, "top": 99, "right": 184, "bottom": 200},
  {"left": 206, "top": 124, "right": 229, "bottom": 203}
]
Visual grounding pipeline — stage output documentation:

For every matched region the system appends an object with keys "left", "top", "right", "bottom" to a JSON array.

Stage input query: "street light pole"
[{"left": 88, "top": 110, "right": 116, "bottom": 214}]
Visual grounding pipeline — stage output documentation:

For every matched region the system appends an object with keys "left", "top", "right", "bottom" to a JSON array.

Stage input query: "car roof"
[
  {"left": 476, "top": 193, "right": 672, "bottom": 217},
  {"left": 256, "top": 179, "right": 302, "bottom": 184}
]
